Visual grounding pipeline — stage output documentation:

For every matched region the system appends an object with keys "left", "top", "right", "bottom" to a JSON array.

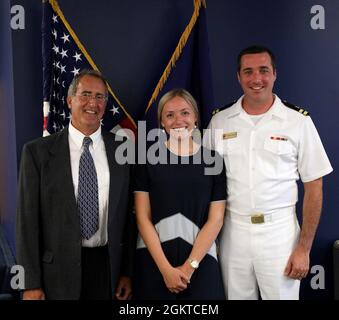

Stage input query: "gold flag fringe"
[
  {"left": 49, "top": 0, "right": 137, "bottom": 129},
  {"left": 145, "top": 0, "right": 203, "bottom": 114}
]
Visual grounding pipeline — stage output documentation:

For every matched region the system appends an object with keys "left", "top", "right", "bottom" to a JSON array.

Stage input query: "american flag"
[{"left": 42, "top": 0, "right": 136, "bottom": 136}]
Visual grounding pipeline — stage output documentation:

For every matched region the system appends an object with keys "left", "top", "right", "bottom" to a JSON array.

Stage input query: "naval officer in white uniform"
[{"left": 204, "top": 45, "right": 333, "bottom": 300}]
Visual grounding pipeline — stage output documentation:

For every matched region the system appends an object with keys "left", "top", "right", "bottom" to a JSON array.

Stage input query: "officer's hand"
[{"left": 284, "top": 245, "right": 309, "bottom": 280}]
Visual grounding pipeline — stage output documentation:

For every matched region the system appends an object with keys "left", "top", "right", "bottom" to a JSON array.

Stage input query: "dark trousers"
[{"left": 80, "top": 245, "right": 112, "bottom": 300}]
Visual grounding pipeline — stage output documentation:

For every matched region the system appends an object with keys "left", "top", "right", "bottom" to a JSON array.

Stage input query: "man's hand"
[
  {"left": 284, "top": 178, "right": 323, "bottom": 281},
  {"left": 115, "top": 276, "right": 132, "bottom": 300},
  {"left": 284, "top": 244, "right": 310, "bottom": 280},
  {"left": 22, "top": 289, "right": 46, "bottom": 300}
]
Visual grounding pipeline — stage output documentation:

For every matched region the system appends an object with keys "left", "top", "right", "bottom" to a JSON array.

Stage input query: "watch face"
[{"left": 190, "top": 260, "right": 199, "bottom": 269}]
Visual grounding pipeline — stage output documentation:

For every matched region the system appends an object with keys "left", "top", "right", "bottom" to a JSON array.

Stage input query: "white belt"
[{"left": 227, "top": 207, "right": 296, "bottom": 224}]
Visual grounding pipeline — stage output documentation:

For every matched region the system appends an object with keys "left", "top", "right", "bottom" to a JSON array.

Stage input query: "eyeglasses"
[{"left": 76, "top": 92, "right": 108, "bottom": 104}]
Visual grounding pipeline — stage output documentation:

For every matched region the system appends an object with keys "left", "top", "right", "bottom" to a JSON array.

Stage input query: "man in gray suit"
[{"left": 16, "top": 69, "right": 133, "bottom": 300}]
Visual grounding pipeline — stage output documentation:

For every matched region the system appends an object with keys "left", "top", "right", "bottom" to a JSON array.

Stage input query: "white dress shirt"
[
  {"left": 68, "top": 123, "right": 110, "bottom": 247},
  {"left": 204, "top": 95, "right": 333, "bottom": 215}
]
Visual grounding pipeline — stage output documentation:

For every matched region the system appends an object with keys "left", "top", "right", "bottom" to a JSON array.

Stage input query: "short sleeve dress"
[{"left": 133, "top": 144, "right": 226, "bottom": 300}]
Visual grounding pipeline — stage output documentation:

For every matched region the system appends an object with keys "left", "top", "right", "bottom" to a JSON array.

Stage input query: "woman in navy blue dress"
[{"left": 133, "top": 89, "right": 226, "bottom": 300}]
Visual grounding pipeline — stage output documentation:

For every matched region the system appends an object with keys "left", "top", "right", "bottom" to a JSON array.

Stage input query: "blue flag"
[
  {"left": 144, "top": 0, "right": 215, "bottom": 131},
  {"left": 42, "top": 0, "right": 136, "bottom": 135}
]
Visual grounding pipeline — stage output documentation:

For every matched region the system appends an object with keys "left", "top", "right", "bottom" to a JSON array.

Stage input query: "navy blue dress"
[{"left": 133, "top": 145, "right": 226, "bottom": 300}]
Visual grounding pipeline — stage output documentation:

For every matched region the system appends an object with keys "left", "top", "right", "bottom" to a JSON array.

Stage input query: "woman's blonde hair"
[{"left": 157, "top": 88, "right": 200, "bottom": 127}]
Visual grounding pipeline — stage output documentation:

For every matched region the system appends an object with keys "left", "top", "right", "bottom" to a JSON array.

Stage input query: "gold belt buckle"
[{"left": 251, "top": 214, "right": 265, "bottom": 224}]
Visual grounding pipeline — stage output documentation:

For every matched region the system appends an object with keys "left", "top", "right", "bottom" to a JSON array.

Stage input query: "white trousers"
[{"left": 219, "top": 208, "right": 300, "bottom": 300}]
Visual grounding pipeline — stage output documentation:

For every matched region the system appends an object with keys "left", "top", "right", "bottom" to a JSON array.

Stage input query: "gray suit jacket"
[{"left": 16, "top": 128, "right": 132, "bottom": 299}]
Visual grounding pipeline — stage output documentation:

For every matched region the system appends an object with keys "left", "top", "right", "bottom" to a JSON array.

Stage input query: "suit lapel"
[
  {"left": 102, "top": 131, "right": 125, "bottom": 226},
  {"left": 48, "top": 129, "right": 78, "bottom": 219}
]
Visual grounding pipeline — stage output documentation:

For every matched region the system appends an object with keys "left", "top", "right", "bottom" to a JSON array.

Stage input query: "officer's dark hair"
[
  {"left": 67, "top": 69, "right": 108, "bottom": 97},
  {"left": 237, "top": 45, "right": 276, "bottom": 73}
]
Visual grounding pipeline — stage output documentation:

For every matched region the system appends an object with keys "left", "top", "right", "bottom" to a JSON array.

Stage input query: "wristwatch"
[{"left": 188, "top": 259, "right": 199, "bottom": 269}]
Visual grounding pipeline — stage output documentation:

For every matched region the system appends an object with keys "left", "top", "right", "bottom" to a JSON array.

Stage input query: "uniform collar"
[
  {"left": 68, "top": 122, "right": 102, "bottom": 150},
  {"left": 226, "top": 98, "right": 243, "bottom": 118},
  {"left": 227, "top": 94, "right": 287, "bottom": 121},
  {"left": 266, "top": 95, "right": 288, "bottom": 121}
]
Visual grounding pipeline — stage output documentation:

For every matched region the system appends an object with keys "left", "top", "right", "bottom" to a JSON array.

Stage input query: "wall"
[{"left": 0, "top": 0, "right": 17, "bottom": 252}]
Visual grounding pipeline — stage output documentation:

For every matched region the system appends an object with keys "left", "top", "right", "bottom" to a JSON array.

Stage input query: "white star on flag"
[
  {"left": 73, "top": 52, "right": 82, "bottom": 62},
  {"left": 52, "top": 14, "right": 58, "bottom": 23},
  {"left": 52, "top": 29, "right": 57, "bottom": 39},
  {"left": 52, "top": 44, "right": 59, "bottom": 54},
  {"left": 110, "top": 106, "right": 119, "bottom": 115},
  {"left": 71, "top": 67, "right": 80, "bottom": 76},
  {"left": 60, "top": 65, "right": 66, "bottom": 73},
  {"left": 60, "top": 48, "right": 68, "bottom": 59},
  {"left": 61, "top": 33, "right": 70, "bottom": 43}
]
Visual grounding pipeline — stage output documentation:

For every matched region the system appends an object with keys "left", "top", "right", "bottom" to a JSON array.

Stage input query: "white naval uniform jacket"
[{"left": 203, "top": 95, "right": 333, "bottom": 216}]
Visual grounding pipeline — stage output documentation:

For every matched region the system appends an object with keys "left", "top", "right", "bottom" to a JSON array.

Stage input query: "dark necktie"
[{"left": 77, "top": 137, "right": 99, "bottom": 239}]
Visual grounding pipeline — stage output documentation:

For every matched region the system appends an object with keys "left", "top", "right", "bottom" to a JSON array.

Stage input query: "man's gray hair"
[{"left": 67, "top": 69, "right": 108, "bottom": 97}]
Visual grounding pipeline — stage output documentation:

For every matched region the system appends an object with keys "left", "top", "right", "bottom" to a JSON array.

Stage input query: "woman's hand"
[
  {"left": 161, "top": 266, "right": 190, "bottom": 294},
  {"left": 177, "top": 260, "right": 195, "bottom": 282}
]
